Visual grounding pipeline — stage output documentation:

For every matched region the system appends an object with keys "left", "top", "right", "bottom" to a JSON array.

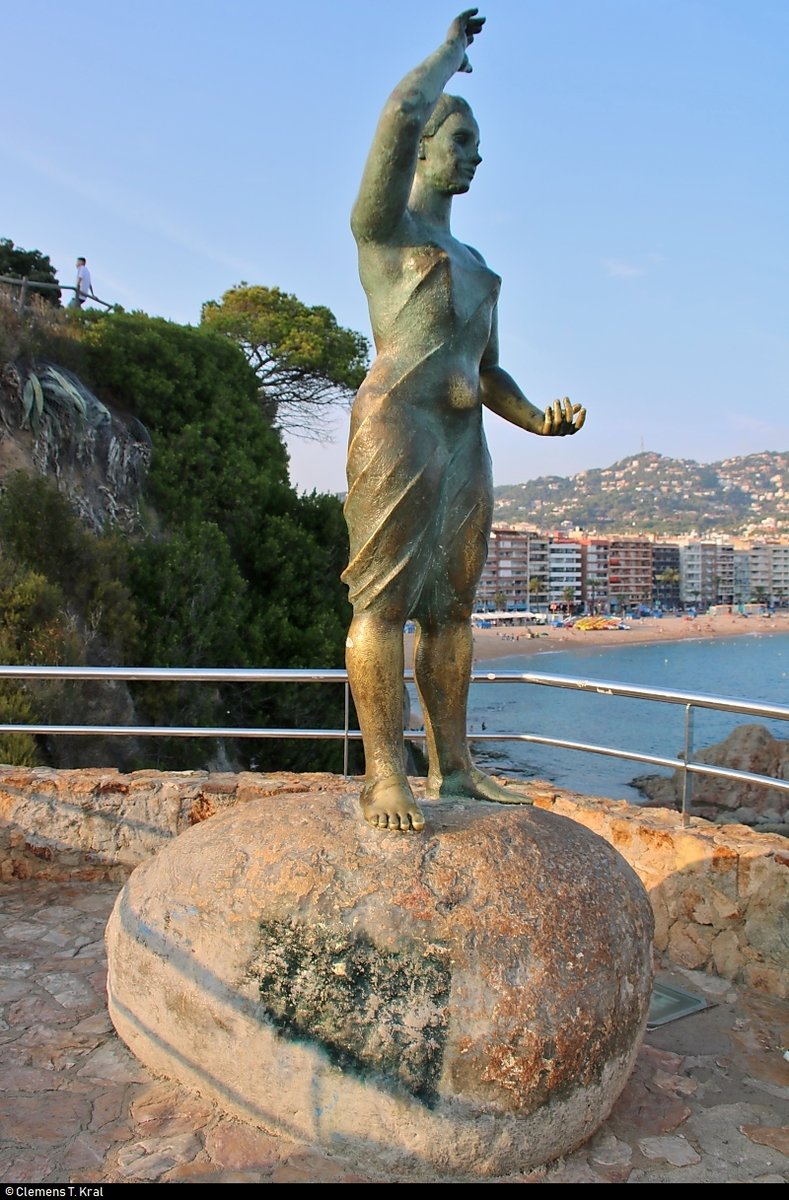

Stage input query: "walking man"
[{"left": 69, "top": 257, "right": 94, "bottom": 308}]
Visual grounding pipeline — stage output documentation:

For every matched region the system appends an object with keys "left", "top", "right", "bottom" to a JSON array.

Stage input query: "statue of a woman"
[{"left": 342, "top": 9, "right": 586, "bottom": 832}]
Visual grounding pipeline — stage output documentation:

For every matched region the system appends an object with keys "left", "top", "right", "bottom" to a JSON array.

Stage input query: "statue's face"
[{"left": 419, "top": 111, "right": 482, "bottom": 195}]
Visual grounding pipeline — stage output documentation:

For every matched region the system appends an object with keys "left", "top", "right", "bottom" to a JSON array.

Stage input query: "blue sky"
[{"left": 4, "top": 0, "right": 787, "bottom": 495}]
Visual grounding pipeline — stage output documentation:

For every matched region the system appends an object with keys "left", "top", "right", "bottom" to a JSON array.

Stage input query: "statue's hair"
[{"left": 422, "top": 94, "right": 474, "bottom": 141}]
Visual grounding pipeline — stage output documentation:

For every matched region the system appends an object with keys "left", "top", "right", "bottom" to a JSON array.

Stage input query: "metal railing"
[
  {"left": 0, "top": 663, "right": 787, "bottom": 829},
  {"left": 0, "top": 275, "right": 113, "bottom": 310}
]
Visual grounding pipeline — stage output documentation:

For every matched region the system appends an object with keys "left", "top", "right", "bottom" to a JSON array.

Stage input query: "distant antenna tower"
[{"left": 640, "top": 435, "right": 645, "bottom": 453}]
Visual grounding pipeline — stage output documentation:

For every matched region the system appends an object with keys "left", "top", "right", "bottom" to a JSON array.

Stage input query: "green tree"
[
  {"left": 130, "top": 522, "right": 249, "bottom": 667},
  {"left": 655, "top": 567, "right": 680, "bottom": 610},
  {"left": 201, "top": 284, "right": 369, "bottom": 439},
  {"left": 0, "top": 238, "right": 61, "bottom": 306},
  {"left": 0, "top": 476, "right": 144, "bottom": 769},
  {"left": 78, "top": 309, "right": 356, "bottom": 772},
  {"left": 0, "top": 295, "right": 362, "bottom": 773},
  {"left": 528, "top": 576, "right": 544, "bottom": 608},
  {"left": 0, "top": 563, "right": 84, "bottom": 766},
  {"left": 657, "top": 568, "right": 680, "bottom": 586},
  {"left": 0, "top": 472, "right": 138, "bottom": 663},
  {"left": 125, "top": 520, "right": 252, "bottom": 770},
  {"left": 586, "top": 575, "right": 604, "bottom": 613}
]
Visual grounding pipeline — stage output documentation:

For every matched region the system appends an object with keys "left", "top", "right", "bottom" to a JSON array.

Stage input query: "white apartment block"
[
  {"left": 748, "top": 541, "right": 789, "bottom": 605},
  {"left": 581, "top": 538, "right": 610, "bottom": 611},
  {"left": 546, "top": 538, "right": 583, "bottom": 609},
  {"left": 476, "top": 528, "right": 549, "bottom": 610},
  {"left": 479, "top": 528, "right": 789, "bottom": 613},
  {"left": 679, "top": 540, "right": 736, "bottom": 608}
]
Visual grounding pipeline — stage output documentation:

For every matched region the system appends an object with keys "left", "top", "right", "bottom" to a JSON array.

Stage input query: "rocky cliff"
[{"left": 0, "top": 359, "right": 151, "bottom": 532}]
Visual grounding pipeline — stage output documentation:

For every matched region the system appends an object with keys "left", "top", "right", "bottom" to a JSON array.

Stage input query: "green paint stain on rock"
[{"left": 247, "top": 919, "right": 450, "bottom": 1105}]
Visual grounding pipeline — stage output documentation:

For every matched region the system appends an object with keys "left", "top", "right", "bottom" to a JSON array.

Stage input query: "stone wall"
[
  {"left": 1, "top": 766, "right": 787, "bottom": 998},
  {"left": 531, "top": 786, "right": 788, "bottom": 1000}
]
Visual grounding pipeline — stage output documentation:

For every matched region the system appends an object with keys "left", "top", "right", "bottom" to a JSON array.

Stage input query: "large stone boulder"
[
  {"left": 633, "top": 723, "right": 789, "bottom": 832},
  {"left": 105, "top": 785, "right": 654, "bottom": 1180}
]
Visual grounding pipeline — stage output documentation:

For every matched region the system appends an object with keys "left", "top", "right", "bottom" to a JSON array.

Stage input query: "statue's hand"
[
  {"left": 447, "top": 8, "right": 486, "bottom": 73},
  {"left": 541, "top": 398, "right": 586, "bottom": 436}
]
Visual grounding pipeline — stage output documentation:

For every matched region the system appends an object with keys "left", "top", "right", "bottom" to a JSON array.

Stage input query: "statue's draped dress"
[{"left": 343, "top": 238, "right": 501, "bottom": 622}]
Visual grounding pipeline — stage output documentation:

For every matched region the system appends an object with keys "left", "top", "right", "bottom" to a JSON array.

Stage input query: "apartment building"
[
  {"left": 546, "top": 537, "right": 583, "bottom": 610},
  {"left": 477, "top": 528, "right": 583, "bottom": 613},
  {"left": 652, "top": 542, "right": 681, "bottom": 610},
  {"left": 580, "top": 538, "right": 610, "bottom": 612},
  {"left": 478, "top": 527, "right": 789, "bottom": 613},
  {"left": 733, "top": 546, "right": 751, "bottom": 604},
  {"left": 679, "top": 540, "right": 736, "bottom": 608},
  {"left": 475, "top": 528, "right": 548, "bottom": 610},
  {"left": 607, "top": 538, "right": 653, "bottom": 611},
  {"left": 748, "top": 540, "right": 789, "bottom": 605}
]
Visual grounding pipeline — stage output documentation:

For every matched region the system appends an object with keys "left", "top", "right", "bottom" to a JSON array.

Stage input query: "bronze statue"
[{"left": 342, "top": 9, "right": 586, "bottom": 832}]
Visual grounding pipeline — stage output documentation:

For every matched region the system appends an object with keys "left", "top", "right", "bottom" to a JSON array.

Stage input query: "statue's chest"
[
  {"left": 401, "top": 242, "right": 500, "bottom": 327},
  {"left": 364, "top": 241, "right": 501, "bottom": 337}
]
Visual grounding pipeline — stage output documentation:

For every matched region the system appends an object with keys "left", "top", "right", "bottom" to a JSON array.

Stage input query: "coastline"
[{"left": 404, "top": 609, "right": 789, "bottom": 668}]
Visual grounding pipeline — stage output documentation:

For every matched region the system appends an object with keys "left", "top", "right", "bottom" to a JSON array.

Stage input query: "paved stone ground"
[{"left": 0, "top": 880, "right": 787, "bottom": 1185}]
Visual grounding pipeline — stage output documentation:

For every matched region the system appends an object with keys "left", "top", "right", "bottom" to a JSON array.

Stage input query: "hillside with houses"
[{"left": 493, "top": 450, "right": 789, "bottom": 538}]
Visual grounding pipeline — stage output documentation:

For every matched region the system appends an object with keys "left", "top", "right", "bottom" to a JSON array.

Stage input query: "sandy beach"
[{"left": 404, "top": 609, "right": 789, "bottom": 668}]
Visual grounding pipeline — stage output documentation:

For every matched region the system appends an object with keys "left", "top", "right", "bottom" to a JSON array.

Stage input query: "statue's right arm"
[{"left": 351, "top": 10, "right": 485, "bottom": 244}]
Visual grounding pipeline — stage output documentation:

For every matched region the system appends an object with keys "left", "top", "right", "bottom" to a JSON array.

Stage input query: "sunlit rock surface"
[{"left": 106, "top": 788, "right": 653, "bottom": 1179}]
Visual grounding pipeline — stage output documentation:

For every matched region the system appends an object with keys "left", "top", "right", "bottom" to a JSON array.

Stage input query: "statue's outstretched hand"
[
  {"left": 541, "top": 398, "right": 586, "bottom": 436},
  {"left": 447, "top": 8, "right": 486, "bottom": 73}
]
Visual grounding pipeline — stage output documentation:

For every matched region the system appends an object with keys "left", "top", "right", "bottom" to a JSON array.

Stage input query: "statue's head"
[
  {"left": 422, "top": 94, "right": 475, "bottom": 141},
  {"left": 417, "top": 94, "right": 481, "bottom": 195}
]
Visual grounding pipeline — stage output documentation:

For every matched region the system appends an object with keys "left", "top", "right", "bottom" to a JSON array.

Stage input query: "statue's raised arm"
[
  {"left": 342, "top": 9, "right": 586, "bottom": 835},
  {"left": 351, "top": 9, "right": 485, "bottom": 244}
]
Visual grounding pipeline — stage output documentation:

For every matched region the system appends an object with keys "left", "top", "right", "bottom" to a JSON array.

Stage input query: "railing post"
[
  {"left": 18, "top": 277, "right": 29, "bottom": 313},
  {"left": 681, "top": 703, "right": 695, "bottom": 827},
  {"left": 343, "top": 680, "right": 350, "bottom": 779}
]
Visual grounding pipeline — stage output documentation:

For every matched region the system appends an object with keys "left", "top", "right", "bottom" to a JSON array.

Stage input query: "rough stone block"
[{"left": 106, "top": 788, "right": 654, "bottom": 1180}]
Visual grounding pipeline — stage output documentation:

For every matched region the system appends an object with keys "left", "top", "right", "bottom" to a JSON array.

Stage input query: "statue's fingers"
[
  {"left": 460, "top": 7, "right": 480, "bottom": 31},
  {"left": 573, "top": 408, "right": 587, "bottom": 432}
]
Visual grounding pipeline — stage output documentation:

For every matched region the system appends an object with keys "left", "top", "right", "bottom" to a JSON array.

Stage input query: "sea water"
[{"left": 418, "top": 629, "right": 789, "bottom": 803}]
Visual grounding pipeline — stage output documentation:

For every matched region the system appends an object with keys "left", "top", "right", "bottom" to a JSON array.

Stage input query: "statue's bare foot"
[
  {"left": 361, "top": 775, "right": 426, "bottom": 832},
  {"left": 426, "top": 765, "right": 534, "bottom": 805}
]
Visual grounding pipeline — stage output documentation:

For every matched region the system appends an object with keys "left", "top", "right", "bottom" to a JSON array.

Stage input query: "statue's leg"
[
  {"left": 415, "top": 615, "right": 534, "bottom": 805},
  {"left": 415, "top": 470, "right": 536, "bottom": 808},
  {"left": 414, "top": 613, "right": 474, "bottom": 783},
  {"left": 346, "top": 612, "right": 425, "bottom": 832}
]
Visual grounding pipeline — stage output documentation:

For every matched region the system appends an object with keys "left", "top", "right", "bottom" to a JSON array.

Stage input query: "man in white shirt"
[{"left": 69, "top": 257, "right": 94, "bottom": 307}]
